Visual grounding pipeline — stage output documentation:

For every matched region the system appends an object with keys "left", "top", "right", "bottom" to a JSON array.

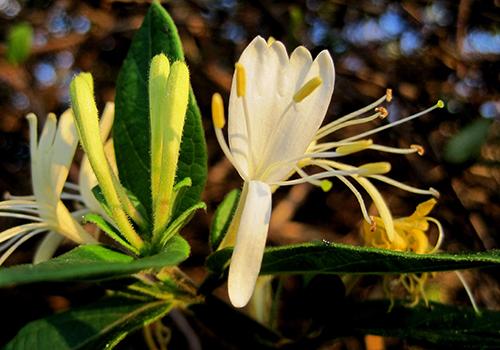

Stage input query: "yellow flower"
[{"left": 362, "top": 199, "right": 444, "bottom": 307}]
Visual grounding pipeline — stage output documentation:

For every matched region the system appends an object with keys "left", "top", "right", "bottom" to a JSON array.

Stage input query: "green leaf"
[
  {"left": 83, "top": 213, "right": 138, "bottom": 254},
  {"left": 210, "top": 189, "right": 240, "bottom": 250},
  {"left": 114, "top": 2, "right": 207, "bottom": 217},
  {"left": 6, "top": 22, "right": 33, "bottom": 64},
  {"left": 5, "top": 298, "right": 173, "bottom": 350},
  {"left": 444, "top": 118, "right": 492, "bottom": 164},
  {"left": 0, "top": 236, "right": 190, "bottom": 287},
  {"left": 206, "top": 241, "right": 500, "bottom": 276},
  {"left": 329, "top": 300, "right": 500, "bottom": 348},
  {"left": 158, "top": 202, "right": 206, "bottom": 248}
]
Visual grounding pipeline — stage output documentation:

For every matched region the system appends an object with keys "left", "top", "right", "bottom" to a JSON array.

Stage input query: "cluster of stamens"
[{"left": 212, "top": 60, "right": 444, "bottom": 227}]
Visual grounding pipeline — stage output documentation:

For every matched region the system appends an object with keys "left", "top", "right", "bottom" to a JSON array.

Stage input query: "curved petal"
[
  {"left": 227, "top": 36, "right": 335, "bottom": 182},
  {"left": 228, "top": 36, "right": 289, "bottom": 177},
  {"left": 263, "top": 50, "right": 335, "bottom": 182},
  {"left": 228, "top": 180, "right": 272, "bottom": 308},
  {"left": 51, "top": 109, "right": 79, "bottom": 198},
  {"left": 79, "top": 139, "right": 116, "bottom": 219},
  {"left": 32, "top": 231, "right": 64, "bottom": 264}
]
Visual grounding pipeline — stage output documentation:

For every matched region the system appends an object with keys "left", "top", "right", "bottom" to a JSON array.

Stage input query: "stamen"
[
  {"left": 336, "top": 140, "right": 373, "bottom": 155},
  {"left": 315, "top": 94, "right": 386, "bottom": 140},
  {"left": 310, "top": 159, "right": 396, "bottom": 240},
  {"left": 358, "top": 162, "right": 391, "bottom": 176},
  {"left": 427, "top": 217, "right": 444, "bottom": 253},
  {"left": 211, "top": 93, "right": 226, "bottom": 129},
  {"left": 369, "top": 174, "right": 440, "bottom": 197},
  {"left": 0, "top": 206, "right": 38, "bottom": 215},
  {"left": 411, "top": 144, "right": 425, "bottom": 155},
  {"left": 342, "top": 101, "right": 444, "bottom": 143},
  {"left": 295, "top": 166, "right": 332, "bottom": 192},
  {"left": 267, "top": 37, "right": 275, "bottom": 46},
  {"left": 0, "top": 229, "right": 45, "bottom": 265},
  {"left": 336, "top": 175, "right": 372, "bottom": 223},
  {"left": 293, "top": 77, "right": 322, "bottom": 103},
  {"left": 60, "top": 193, "right": 84, "bottom": 202},
  {"left": 268, "top": 168, "right": 360, "bottom": 186},
  {"left": 455, "top": 271, "right": 481, "bottom": 315},
  {"left": 375, "top": 106, "right": 388, "bottom": 118},
  {"left": 235, "top": 63, "right": 246, "bottom": 97},
  {"left": 315, "top": 111, "right": 383, "bottom": 141},
  {"left": 386, "top": 89, "right": 393, "bottom": 102},
  {"left": 3, "top": 193, "right": 36, "bottom": 201},
  {"left": 367, "top": 144, "right": 422, "bottom": 155},
  {"left": 214, "top": 128, "right": 247, "bottom": 180},
  {"left": 0, "top": 212, "right": 42, "bottom": 221},
  {"left": 63, "top": 182, "right": 81, "bottom": 191}
]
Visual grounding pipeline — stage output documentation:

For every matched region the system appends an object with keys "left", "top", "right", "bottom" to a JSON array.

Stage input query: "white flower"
[
  {"left": 212, "top": 36, "right": 443, "bottom": 308},
  {"left": 0, "top": 103, "right": 116, "bottom": 265}
]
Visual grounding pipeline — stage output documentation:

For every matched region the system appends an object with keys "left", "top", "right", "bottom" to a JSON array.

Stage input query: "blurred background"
[{"left": 0, "top": 0, "right": 499, "bottom": 348}]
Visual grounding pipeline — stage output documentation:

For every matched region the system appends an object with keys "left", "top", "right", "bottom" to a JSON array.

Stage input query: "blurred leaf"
[
  {"left": 210, "top": 189, "right": 240, "bottom": 250},
  {"left": 190, "top": 296, "right": 282, "bottom": 350},
  {"left": 444, "top": 118, "right": 492, "bottom": 164},
  {"left": 288, "top": 5, "right": 304, "bottom": 43},
  {"left": 6, "top": 23, "right": 33, "bottom": 64},
  {"left": 328, "top": 300, "right": 500, "bottom": 348},
  {"left": 206, "top": 241, "right": 500, "bottom": 277},
  {"left": 5, "top": 298, "right": 173, "bottom": 350},
  {"left": 114, "top": 2, "right": 207, "bottom": 217},
  {"left": 0, "top": 235, "right": 189, "bottom": 287}
]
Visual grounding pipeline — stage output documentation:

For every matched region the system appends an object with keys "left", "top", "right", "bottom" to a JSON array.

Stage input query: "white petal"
[
  {"left": 79, "top": 139, "right": 116, "bottom": 219},
  {"left": 0, "top": 222, "right": 47, "bottom": 243},
  {"left": 228, "top": 36, "right": 289, "bottom": 177},
  {"left": 33, "top": 231, "right": 64, "bottom": 264},
  {"left": 228, "top": 180, "right": 271, "bottom": 308},
  {"left": 32, "top": 114, "right": 57, "bottom": 207},
  {"left": 263, "top": 50, "right": 335, "bottom": 182},
  {"left": 51, "top": 109, "right": 79, "bottom": 197},
  {"left": 227, "top": 36, "right": 335, "bottom": 181},
  {"left": 54, "top": 200, "right": 95, "bottom": 244},
  {"left": 0, "top": 229, "right": 45, "bottom": 265}
]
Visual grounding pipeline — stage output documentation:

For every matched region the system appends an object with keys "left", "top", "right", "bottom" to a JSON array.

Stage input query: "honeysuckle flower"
[
  {"left": 212, "top": 36, "right": 443, "bottom": 308},
  {"left": 361, "top": 199, "right": 439, "bottom": 307},
  {"left": 0, "top": 109, "right": 97, "bottom": 265},
  {"left": 361, "top": 199, "right": 480, "bottom": 313}
]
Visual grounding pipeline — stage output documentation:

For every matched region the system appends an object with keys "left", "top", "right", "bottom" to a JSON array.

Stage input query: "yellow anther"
[
  {"left": 320, "top": 180, "right": 332, "bottom": 192},
  {"left": 336, "top": 140, "right": 373, "bottom": 155},
  {"left": 410, "top": 144, "right": 425, "bottom": 156},
  {"left": 375, "top": 106, "right": 388, "bottom": 118},
  {"left": 235, "top": 63, "right": 246, "bottom": 97},
  {"left": 358, "top": 162, "right": 391, "bottom": 175},
  {"left": 267, "top": 36, "right": 276, "bottom": 46},
  {"left": 386, "top": 88, "right": 393, "bottom": 102},
  {"left": 211, "top": 93, "right": 226, "bottom": 129},
  {"left": 436, "top": 100, "right": 445, "bottom": 108},
  {"left": 293, "top": 76, "right": 322, "bottom": 103}
]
